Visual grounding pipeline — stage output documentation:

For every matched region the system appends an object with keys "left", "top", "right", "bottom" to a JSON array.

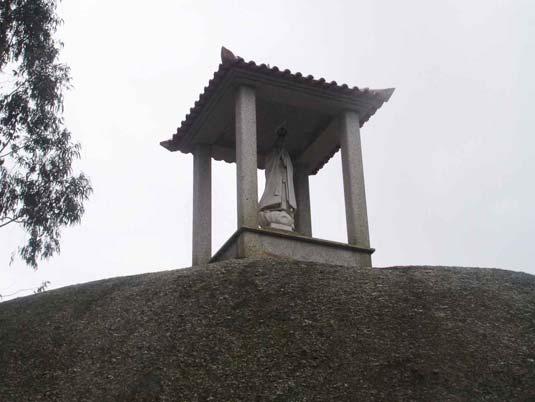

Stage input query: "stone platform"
[{"left": 211, "top": 227, "right": 374, "bottom": 267}]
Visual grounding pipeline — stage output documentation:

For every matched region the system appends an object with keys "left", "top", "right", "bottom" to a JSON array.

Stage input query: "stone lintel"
[{"left": 210, "top": 227, "right": 374, "bottom": 268}]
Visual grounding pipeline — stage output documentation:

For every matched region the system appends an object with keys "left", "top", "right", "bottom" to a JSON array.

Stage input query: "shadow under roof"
[{"left": 161, "top": 47, "right": 394, "bottom": 175}]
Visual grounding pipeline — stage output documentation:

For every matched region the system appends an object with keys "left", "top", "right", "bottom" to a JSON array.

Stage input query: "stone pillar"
[
  {"left": 192, "top": 144, "right": 211, "bottom": 265},
  {"left": 340, "top": 111, "right": 370, "bottom": 247},
  {"left": 235, "top": 85, "right": 259, "bottom": 229},
  {"left": 294, "top": 166, "right": 312, "bottom": 237}
]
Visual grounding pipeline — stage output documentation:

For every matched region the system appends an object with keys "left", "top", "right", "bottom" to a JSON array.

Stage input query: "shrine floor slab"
[{"left": 210, "top": 226, "right": 374, "bottom": 268}]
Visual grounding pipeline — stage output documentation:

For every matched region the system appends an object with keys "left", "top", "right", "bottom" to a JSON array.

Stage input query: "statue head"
[{"left": 275, "top": 126, "right": 288, "bottom": 149}]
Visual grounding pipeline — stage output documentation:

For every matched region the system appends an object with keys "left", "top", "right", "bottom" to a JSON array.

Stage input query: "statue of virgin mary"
[{"left": 258, "top": 127, "right": 297, "bottom": 231}]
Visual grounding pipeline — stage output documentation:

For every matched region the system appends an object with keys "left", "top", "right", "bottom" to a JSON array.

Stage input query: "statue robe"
[{"left": 259, "top": 147, "right": 297, "bottom": 212}]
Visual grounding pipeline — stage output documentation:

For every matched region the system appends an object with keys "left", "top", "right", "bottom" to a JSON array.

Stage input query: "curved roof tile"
[{"left": 162, "top": 47, "right": 394, "bottom": 161}]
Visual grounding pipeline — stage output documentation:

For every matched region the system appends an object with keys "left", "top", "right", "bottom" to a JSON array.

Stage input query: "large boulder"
[{"left": 1, "top": 258, "right": 534, "bottom": 401}]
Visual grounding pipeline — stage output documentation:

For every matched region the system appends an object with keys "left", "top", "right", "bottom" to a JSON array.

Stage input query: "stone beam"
[{"left": 295, "top": 117, "right": 338, "bottom": 175}]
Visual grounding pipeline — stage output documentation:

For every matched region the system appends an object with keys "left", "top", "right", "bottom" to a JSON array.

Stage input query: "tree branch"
[
  {"left": 3, "top": 81, "right": 25, "bottom": 98},
  {"left": 0, "top": 216, "right": 23, "bottom": 228},
  {"left": 0, "top": 133, "right": 15, "bottom": 155},
  {"left": 0, "top": 147, "right": 17, "bottom": 159}
]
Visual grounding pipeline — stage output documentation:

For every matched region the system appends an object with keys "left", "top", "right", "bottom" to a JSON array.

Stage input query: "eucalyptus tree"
[{"left": 0, "top": 0, "right": 91, "bottom": 268}]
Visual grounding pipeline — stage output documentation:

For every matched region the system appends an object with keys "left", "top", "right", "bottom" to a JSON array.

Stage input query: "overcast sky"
[{"left": 1, "top": 0, "right": 534, "bottom": 301}]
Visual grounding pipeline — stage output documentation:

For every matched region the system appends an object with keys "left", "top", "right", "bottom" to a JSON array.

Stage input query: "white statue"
[{"left": 259, "top": 127, "right": 297, "bottom": 231}]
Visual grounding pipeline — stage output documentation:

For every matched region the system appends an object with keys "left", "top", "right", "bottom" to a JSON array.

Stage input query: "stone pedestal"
[{"left": 211, "top": 227, "right": 373, "bottom": 268}]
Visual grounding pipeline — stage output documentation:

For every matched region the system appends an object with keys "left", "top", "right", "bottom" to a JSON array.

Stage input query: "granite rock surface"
[{"left": 1, "top": 258, "right": 534, "bottom": 401}]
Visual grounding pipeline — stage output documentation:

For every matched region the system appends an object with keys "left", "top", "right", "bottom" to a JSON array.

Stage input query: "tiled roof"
[{"left": 161, "top": 47, "right": 394, "bottom": 154}]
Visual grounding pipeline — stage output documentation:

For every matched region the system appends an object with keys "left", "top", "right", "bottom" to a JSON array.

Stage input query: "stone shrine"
[{"left": 161, "top": 47, "right": 394, "bottom": 267}]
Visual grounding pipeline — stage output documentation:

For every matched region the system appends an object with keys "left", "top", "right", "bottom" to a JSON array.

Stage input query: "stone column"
[
  {"left": 235, "top": 85, "right": 258, "bottom": 229},
  {"left": 339, "top": 111, "right": 370, "bottom": 247},
  {"left": 294, "top": 165, "right": 312, "bottom": 237},
  {"left": 192, "top": 144, "right": 211, "bottom": 265}
]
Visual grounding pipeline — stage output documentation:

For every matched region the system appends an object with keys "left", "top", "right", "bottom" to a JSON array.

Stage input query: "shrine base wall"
[{"left": 211, "top": 227, "right": 373, "bottom": 268}]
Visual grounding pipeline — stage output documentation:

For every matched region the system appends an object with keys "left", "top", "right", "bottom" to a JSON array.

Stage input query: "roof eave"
[{"left": 160, "top": 47, "right": 395, "bottom": 155}]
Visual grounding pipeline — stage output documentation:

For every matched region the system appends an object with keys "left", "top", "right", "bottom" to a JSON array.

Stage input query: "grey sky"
[{"left": 1, "top": 0, "right": 534, "bottom": 300}]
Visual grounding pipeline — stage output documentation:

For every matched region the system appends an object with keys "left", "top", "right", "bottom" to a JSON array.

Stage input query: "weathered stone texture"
[
  {"left": 294, "top": 166, "right": 312, "bottom": 237},
  {"left": 340, "top": 111, "right": 370, "bottom": 248},
  {"left": 1, "top": 258, "right": 534, "bottom": 401},
  {"left": 235, "top": 85, "right": 259, "bottom": 230},
  {"left": 212, "top": 227, "right": 373, "bottom": 267},
  {"left": 192, "top": 145, "right": 211, "bottom": 265}
]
